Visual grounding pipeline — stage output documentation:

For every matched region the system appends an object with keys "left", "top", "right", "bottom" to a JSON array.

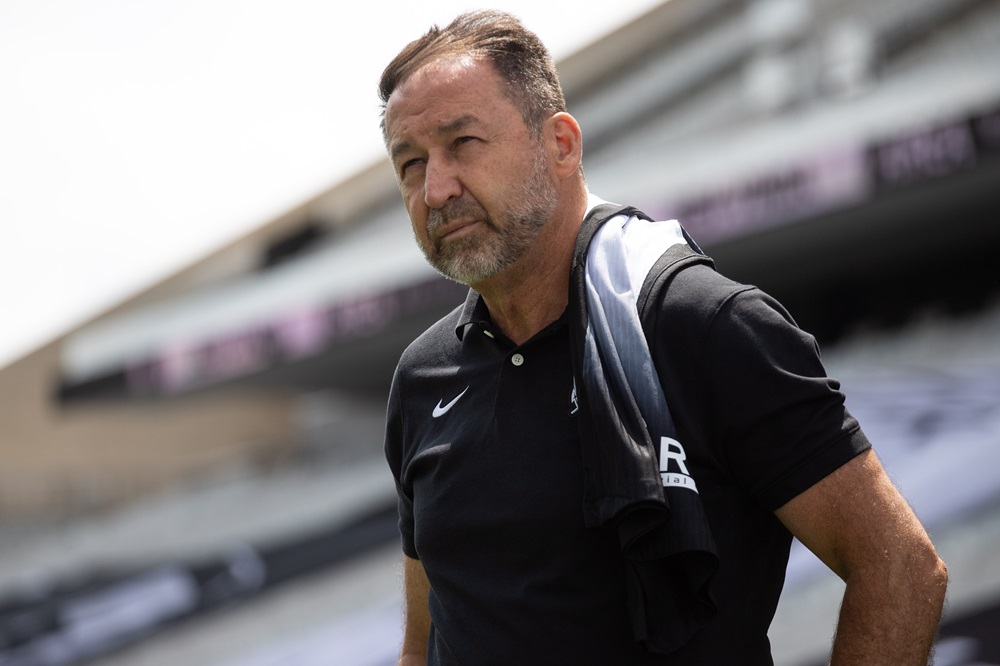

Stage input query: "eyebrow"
[
  {"left": 438, "top": 114, "right": 477, "bottom": 135},
  {"left": 389, "top": 114, "right": 479, "bottom": 162}
]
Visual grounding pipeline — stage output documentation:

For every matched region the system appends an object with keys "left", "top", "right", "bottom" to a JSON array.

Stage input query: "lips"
[
  {"left": 427, "top": 198, "right": 491, "bottom": 247},
  {"left": 435, "top": 218, "right": 482, "bottom": 242}
]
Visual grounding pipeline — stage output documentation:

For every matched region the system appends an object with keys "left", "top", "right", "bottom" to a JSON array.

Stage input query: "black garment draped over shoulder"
[{"left": 568, "top": 204, "right": 719, "bottom": 654}]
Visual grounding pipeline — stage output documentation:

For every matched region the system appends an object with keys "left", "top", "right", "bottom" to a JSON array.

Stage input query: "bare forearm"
[
  {"left": 398, "top": 555, "right": 431, "bottom": 665},
  {"left": 775, "top": 451, "right": 950, "bottom": 665},
  {"left": 830, "top": 557, "right": 948, "bottom": 665}
]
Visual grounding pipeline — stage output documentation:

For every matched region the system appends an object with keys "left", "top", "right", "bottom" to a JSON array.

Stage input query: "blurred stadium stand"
[{"left": 2, "top": 0, "right": 999, "bottom": 663}]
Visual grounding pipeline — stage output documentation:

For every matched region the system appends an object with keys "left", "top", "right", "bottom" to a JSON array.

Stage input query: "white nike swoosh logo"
[{"left": 432, "top": 386, "right": 469, "bottom": 418}]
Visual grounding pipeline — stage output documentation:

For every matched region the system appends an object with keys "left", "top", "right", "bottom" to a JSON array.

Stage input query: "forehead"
[{"left": 384, "top": 57, "right": 519, "bottom": 147}]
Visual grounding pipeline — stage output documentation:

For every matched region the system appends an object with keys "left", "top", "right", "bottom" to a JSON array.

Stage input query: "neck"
[{"left": 473, "top": 187, "right": 588, "bottom": 345}]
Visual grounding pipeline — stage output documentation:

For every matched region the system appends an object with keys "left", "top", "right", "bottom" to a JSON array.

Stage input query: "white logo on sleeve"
[
  {"left": 432, "top": 386, "right": 469, "bottom": 418},
  {"left": 659, "top": 437, "right": 698, "bottom": 492}
]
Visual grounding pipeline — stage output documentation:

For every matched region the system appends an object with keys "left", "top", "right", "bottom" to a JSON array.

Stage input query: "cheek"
[
  {"left": 406, "top": 205, "right": 431, "bottom": 247},
  {"left": 401, "top": 190, "right": 426, "bottom": 229},
  {"left": 410, "top": 217, "right": 426, "bottom": 242}
]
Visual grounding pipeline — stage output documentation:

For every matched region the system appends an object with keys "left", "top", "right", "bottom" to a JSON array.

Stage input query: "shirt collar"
[{"left": 454, "top": 288, "right": 492, "bottom": 341}]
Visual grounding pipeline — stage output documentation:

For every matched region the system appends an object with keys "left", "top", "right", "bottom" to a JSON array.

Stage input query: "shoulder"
[
  {"left": 639, "top": 243, "right": 809, "bottom": 345},
  {"left": 641, "top": 253, "right": 870, "bottom": 507},
  {"left": 389, "top": 299, "right": 466, "bottom": 421},
  {"left": 396, "top": 300, "right": 466, "bottom": 375},
  {"left": 642, "top": 255, "right": 827, "bottom": 397},
  {"left": 639, "top": 251, "right": 766, "bottom": 348}
]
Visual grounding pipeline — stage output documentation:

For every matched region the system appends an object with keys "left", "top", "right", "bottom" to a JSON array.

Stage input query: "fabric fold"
[{"left": 568, "top": 202, "right": 720, "bottom": 654}]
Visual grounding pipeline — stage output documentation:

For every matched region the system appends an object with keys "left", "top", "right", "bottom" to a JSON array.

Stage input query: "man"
[{"left": 379, "top": 10, "right": 947, "bottom": 665}]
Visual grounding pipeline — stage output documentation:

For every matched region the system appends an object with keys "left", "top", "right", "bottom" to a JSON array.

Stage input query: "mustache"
[{"left": 427, "top": 200, "right": 491, "bottom": 235}]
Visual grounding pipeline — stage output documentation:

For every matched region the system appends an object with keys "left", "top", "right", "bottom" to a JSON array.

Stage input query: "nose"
[{"left": 423, "top": 155, "right": 462, "bottom": 210}]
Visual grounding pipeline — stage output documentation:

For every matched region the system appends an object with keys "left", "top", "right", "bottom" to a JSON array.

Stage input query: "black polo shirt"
[{"left": 385, "top": 267, "right": 869, "bottom": 665}]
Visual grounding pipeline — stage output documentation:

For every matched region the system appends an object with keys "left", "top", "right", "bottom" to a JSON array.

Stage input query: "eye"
[
  {"left": 455, "top": 135, "right": 477, "bottom": 147},
  {"left": 399, "top": 157, "right": 425, "bottom": 177}
]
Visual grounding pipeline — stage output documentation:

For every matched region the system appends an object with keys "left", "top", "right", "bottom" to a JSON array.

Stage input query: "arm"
[
  {"left": 397, "top": 554, "right": 432, "bottom": 666},
  {"left": 384, "top": 371, "right": 428, "bottom": 664},
  {"left": 775, "top": 448, "right": 948, "bottom": 665}
]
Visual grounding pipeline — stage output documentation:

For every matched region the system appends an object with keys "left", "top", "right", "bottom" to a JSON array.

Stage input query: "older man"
[{"left": 380, "top": 10, "right": 947, "bottom": 666}]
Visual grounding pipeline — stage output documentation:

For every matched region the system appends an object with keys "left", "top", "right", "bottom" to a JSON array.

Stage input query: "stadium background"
[{"left": 2, "top": 0, "right": 999, "bottom": 664}]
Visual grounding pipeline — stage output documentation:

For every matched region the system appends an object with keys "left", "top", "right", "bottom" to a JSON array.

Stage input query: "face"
[{"left": 383, "top": 57, "right": 558, "bottom": 286}]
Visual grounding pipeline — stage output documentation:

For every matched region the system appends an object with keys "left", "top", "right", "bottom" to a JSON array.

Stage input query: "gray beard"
[{"left": 419, "top": 151, "right": 558, "bottom": 285}]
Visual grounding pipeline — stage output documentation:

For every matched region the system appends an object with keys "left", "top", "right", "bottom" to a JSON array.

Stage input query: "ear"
[{"left": 547, "top": 112, "right": 583, "bottom": 179}]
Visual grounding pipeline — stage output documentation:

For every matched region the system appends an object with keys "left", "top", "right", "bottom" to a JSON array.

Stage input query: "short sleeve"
[
  {"left": 643, "top": 261, "right": 871, "bottom": 512},
  {"left": 384, "top": 366, "right": 418, "bottom": 559},
  {"left": 699, "top": 288, "right": 870, "bottom": 509}
]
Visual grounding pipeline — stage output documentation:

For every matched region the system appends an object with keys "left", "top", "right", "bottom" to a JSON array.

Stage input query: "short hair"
[{"left": 378, "top": 10, "right": 567, "bottom": 138}]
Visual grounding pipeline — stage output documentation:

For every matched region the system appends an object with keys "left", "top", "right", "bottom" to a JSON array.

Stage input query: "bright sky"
[{"left": 0, "top": 0, "right": 663, "bottom": 370}]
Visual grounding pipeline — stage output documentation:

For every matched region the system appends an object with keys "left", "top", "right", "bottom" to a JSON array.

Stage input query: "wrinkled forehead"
[
  {"left": 387, "top": 56, "right": 483, "bottom": 110},
  {"left": 383, "top": 57, "right": 503, "bottom": 143}
]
